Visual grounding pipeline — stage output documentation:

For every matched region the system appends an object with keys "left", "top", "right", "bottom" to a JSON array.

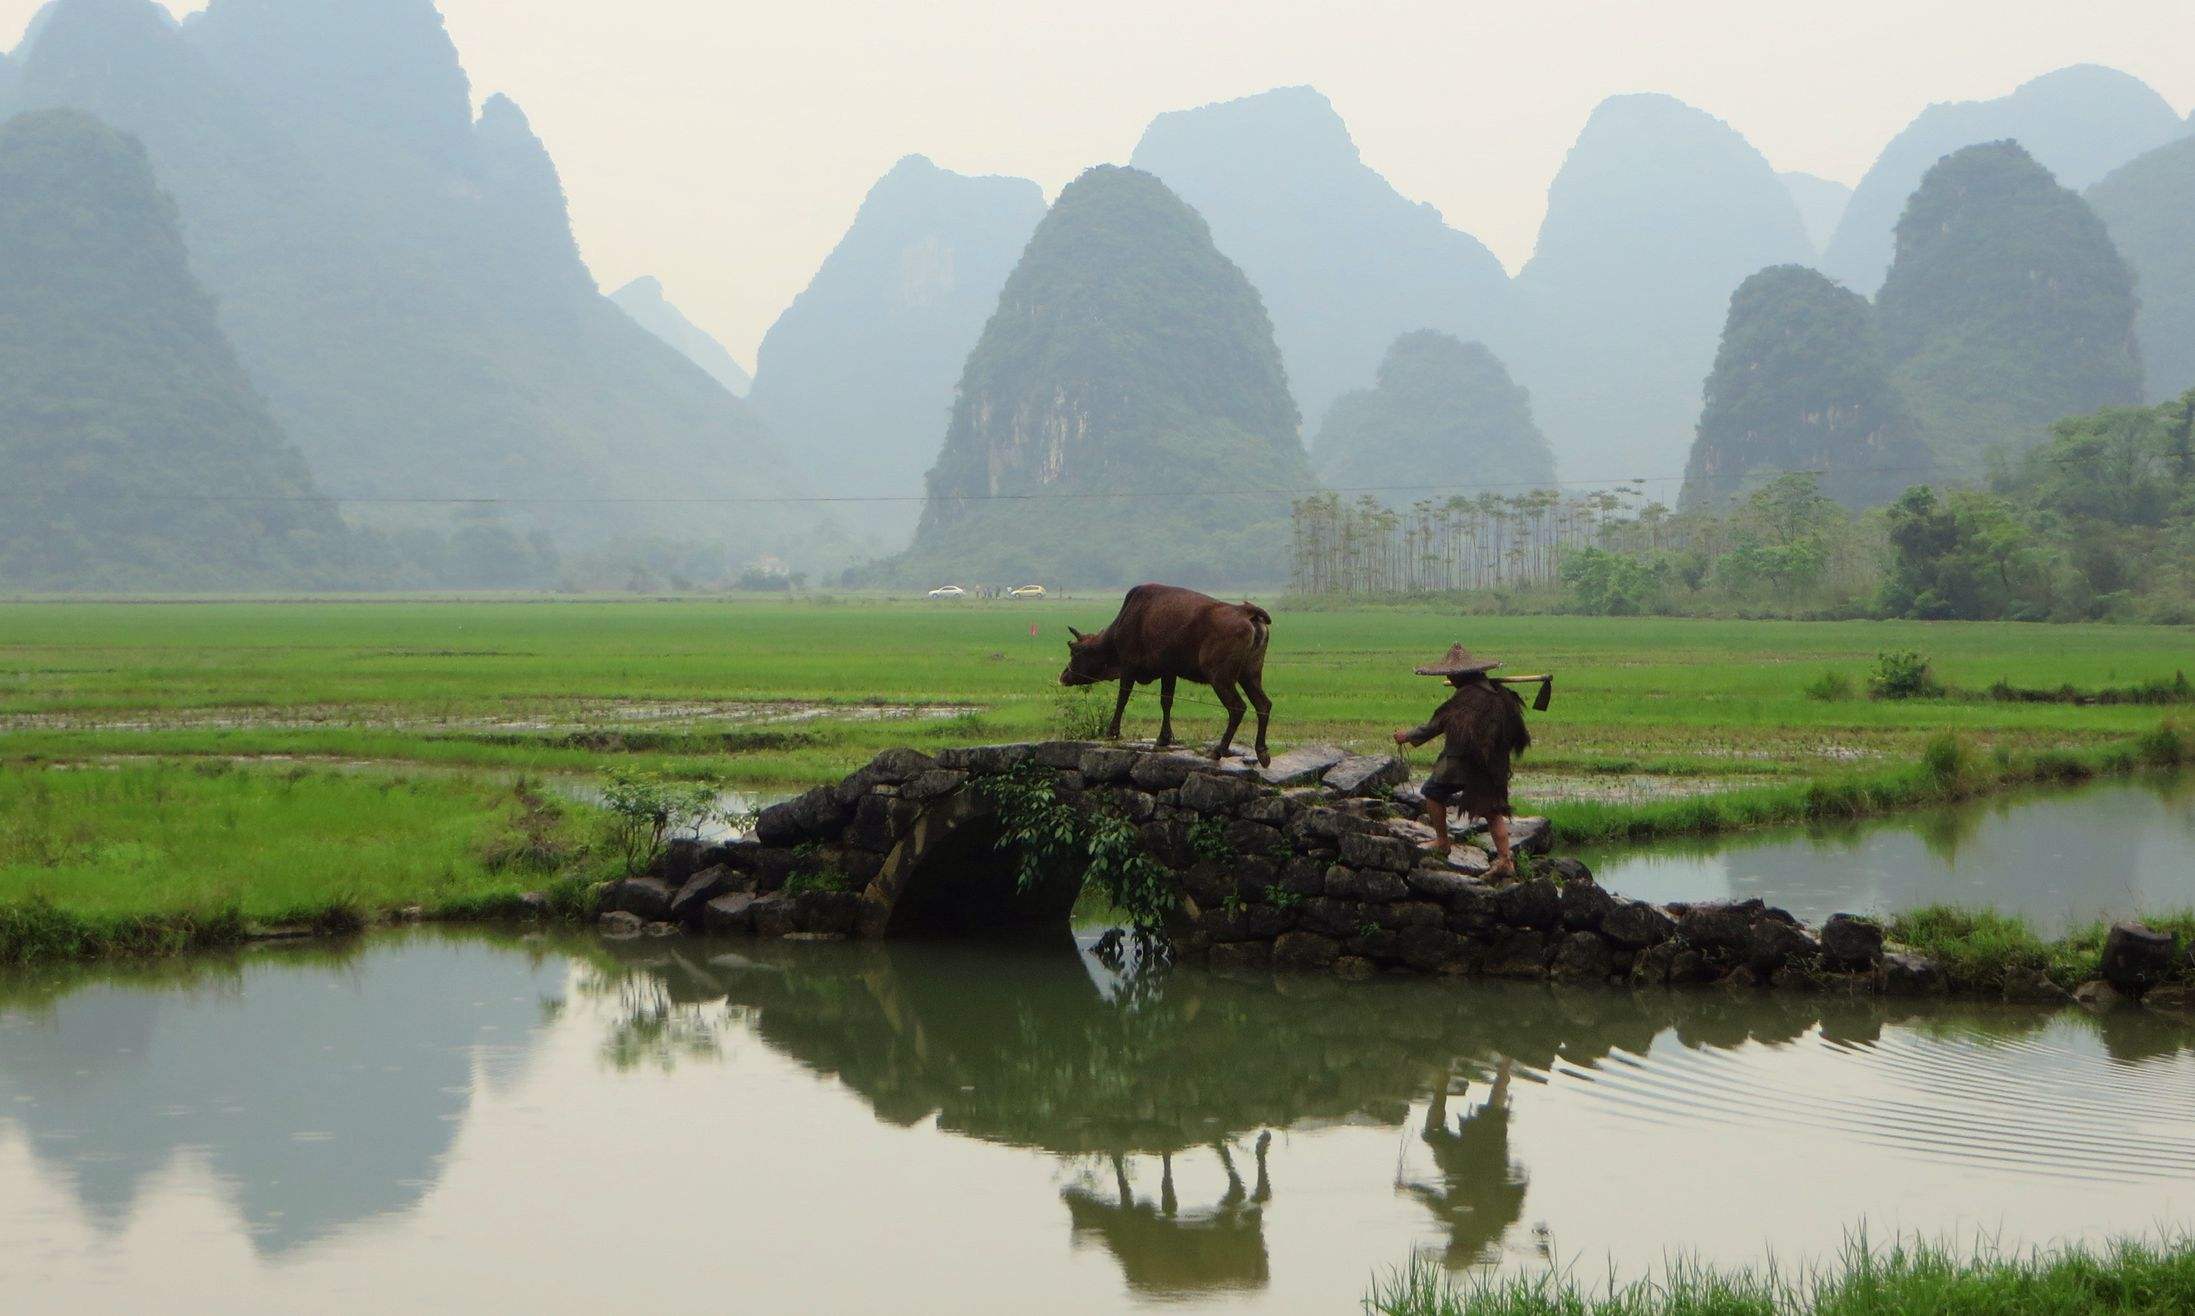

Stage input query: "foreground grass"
[
  {"left": 0, "top": 761, "right": 594, "bottom": 963},
  {"left": 1368, "top": 1233, "right": 2195, "bottom": 1315},
  {"left": 1888, "top": 905, "right": 2195, "bottom": 994}
]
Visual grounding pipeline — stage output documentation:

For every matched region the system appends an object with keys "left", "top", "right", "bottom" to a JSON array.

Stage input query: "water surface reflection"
[{"left": 3, "top": 931, "right": 2191, "bottom": 1312}]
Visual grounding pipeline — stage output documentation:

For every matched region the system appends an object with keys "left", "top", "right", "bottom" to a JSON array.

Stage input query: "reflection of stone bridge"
[
  {"left": 598, "top": 741, "right": 1958, "bottom": 994},
  {"left": 585, "top": 934, "right": 2132, "bottom": 1296}
]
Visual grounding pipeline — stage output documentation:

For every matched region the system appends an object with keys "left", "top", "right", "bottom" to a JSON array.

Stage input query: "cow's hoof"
[{"left": 1256, "top": 752, "right": 1271, "bottom": 768}]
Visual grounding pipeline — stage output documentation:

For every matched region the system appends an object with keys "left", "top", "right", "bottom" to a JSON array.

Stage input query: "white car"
[
  {"left": 1008, "top": 584, "right": 1046, "bottom": 599},
  {"left": 926, "top": 585, "right": 967, "bottom": 600}
]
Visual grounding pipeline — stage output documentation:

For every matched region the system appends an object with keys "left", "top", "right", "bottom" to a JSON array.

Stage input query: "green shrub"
[
  {"left": 1188, "top": 816, "right": 1234, "bottom": 862},
  {"left": 598, "top": 769, "right": 722, "bottom": 876},
  {"left": 1868, "top": 649, "right": 1943, "bottom": 699},
  {"left": 781, "top": 868, "right": 852, "bottom": 896},
  {"left": 1920, "top": 730, "right": 1971, "bottom": 785},
  {"left": 1803, "top": 670, "right": 1856, "bottom": 701},
  {"left": 2136, "top": 718, "right": 2190, "bottom": 767}
]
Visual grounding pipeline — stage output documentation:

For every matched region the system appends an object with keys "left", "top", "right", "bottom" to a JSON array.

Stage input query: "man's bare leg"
[
  {"left": 1422, "top": 797, "right": 1450, "bottom": 855},
  {"left": 1486, "top": 814, "right": 1515, "bottom": 880}
]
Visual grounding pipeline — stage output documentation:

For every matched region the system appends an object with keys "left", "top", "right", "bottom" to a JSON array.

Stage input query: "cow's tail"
[{"left": 1241, "top": 601, "right": 1272, "bottom": 652}]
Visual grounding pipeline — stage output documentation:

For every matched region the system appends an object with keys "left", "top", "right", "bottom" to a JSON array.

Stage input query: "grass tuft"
[{"left": 1366, "top": 1232, "right": 2195, "bottom": 1315}]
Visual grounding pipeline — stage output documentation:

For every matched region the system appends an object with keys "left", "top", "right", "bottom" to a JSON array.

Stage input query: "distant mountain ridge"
[
  {"left": 1821, "top": 65, "right": 2186, "bottom": 294},
  {"left": 2089, "top": 135, "right": 2195, "bottom": 401},
  {"left": 3, "top": 0, "right": 818, "bottom": 560},
  {"left": 1512, "top": 93, "right": 1814, "bottom": 485},
  {"left": 1312, "top": 331, "right": 1554, "bottom": 501},
  {"left": 749, "top": 154, "right": 1045, "bottom": 548},
  {"left": 1129, "top": 86, "right": 1513, "bottom": 429},
  {"left": 611, "top": 277, "right": 752, "bottom": 397}
]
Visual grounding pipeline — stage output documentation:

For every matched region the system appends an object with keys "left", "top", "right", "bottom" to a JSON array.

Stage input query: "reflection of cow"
[
  {"left": 1395, "top": 1058, "right": 1528, "bottom": 1268},
  {"left": 1062, "top": 1133, "right": 1273, "bottom": 1295}
]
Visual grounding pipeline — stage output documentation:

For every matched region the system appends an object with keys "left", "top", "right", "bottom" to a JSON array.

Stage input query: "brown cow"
[{"left": 1059, "top": 583, "right": 1273, "bottom": 766}]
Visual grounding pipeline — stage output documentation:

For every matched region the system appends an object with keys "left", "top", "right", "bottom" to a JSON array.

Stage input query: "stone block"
[
  {"left": 1819, "top": 913, "right": 1884, "bottom": 968},
  {"left": 900, "top": 769, "right": 968, "bottom": 801},
  {"left": 669, "top": 866, "right": 744, "bottom": 926},
  {"left": 603, "top": 876, "right": 675, "bottom": 921},
  {"left": 1509, "top": 816, "right": 1553, "bottom": 856},
  {"left": 1559, "top": 876, "right": 1619, "bottom": 931},
  {"left": 1099, "top": 787, "right": 1159, "bottom": 823},
  {"left": 1481, "top": 928, "right": 1552, "bottom": 978},
  {"left": 792, "top": 890, "right": 863, "bottom": 935},
  {"left": 1299, "top": 897, "right": 1371, "bottom": 939},
  {"left": 598, "top": 910, "right": 645, "bottom": 938},
  {"left": 933, "top": 743, "right": 1033, "bottom": 774},
  {"left": 1277, "top": 856, "right": 1328, "bottom": 897},
  {"left": 1746, "top": 920, "right": 1820, "bottom": 975},
  {"left": 1551, "top": 931, "right": 1615, "bottom": 982},
  {"left": 1323, "top": 753, "right": 1407, "bottom": 797},
  {"left": 1254, "top": 745, "right": 1348, "bottom": 787},
  {"left": 1224, "top": 819, "right": 1284, "bottom": 856},
  {"left": 1406, "top": 868, "right": 1488, "bottom": 904},
  {"left": 2101, "top": 922, "right": 2177, "bottom": 995},
  {"left": 1179, "top": 772, "right": 1257, "bottom": 813},
  {"left": 701, "top": 893, "right": 758, "bottom": 935},
  {"left": 1272, "top": 931, "right": 1342, "bottom": 972},
  {"left": 1201, "top": 904, "right": 1293, "bottom": 942},
  {"left": 1676, "top": 900, "right": 1761, "bottom": 953},
  {"left": 1338, "top": 831, "right": 1413, "bottom": 872},
  {"left": 1880, "top": 951, "right": 1947, "bottom": 997},
  {"left": 1397, "top": 925, "right": 1465, "bottom": 972},
  {"left": 1130, "top": 753, "right": 1205, "bottom": 790},
  {"left": 1031, "top": 741, "right": 1096, "bottom": 769},
  {"left": 754, "top": 785, "right": 850, "bottom": 846},
  {"left": 1326, "top": 866, "right": 1408, "bottom": 903},
  {"left": 1078, "top": 747, "right": 1139, "bottom": 782},
  {"left": 749, "top": 895, "right": 794, "bottom": 939},
  {"left": 1374, "top": 900, "right": 1446, "bottom": 931},
  {"left": 1208, "top": 940, "right": 1271, "bottom": 971},
  {"left": 1491, "top": 877, "right": 1562, "bottom": 930},
  {"left": 1332, "top": 955, "right": 1377, "bottom": 980},
  {"left": 1238, "top": 795, "right": 1292, "bottom": 825},
  {"left": 1600, "top": 900, "right": 1676, "bottom": 950}
]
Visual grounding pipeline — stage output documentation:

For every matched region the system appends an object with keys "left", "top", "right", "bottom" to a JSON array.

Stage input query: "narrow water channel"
[
  {"left": 3, "top": 929, "right": 2189, "bottom": 1312},
  {"left": 1583, "top": 778, "right": 2195, "bottom": 933}
]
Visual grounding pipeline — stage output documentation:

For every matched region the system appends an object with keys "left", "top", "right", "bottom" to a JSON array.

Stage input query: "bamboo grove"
[{"left": 1288, "top": 489, "right": 1655, "bottom": 595}]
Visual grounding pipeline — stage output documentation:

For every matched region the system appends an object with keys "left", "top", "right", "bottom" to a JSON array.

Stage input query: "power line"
[{"left": 0, "top": 463, "right": 1988, "bottom": 507}]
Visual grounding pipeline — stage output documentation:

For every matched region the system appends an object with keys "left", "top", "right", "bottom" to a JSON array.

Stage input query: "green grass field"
[{"left": 1, "top": 596, "right": 2189, "bottom": 959}]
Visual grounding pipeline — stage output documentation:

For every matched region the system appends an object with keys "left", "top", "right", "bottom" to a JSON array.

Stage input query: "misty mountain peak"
[
  {"left": 1821, "top": 63, "right": 2185, "bottom": 293},
  {"left": 16, "top": 0, "right": 177, "bottom": 64},
  {"left": 611, "top": 276, "right": 753, "bottom": 398},
  {"left": 188, "top": 0, "right": 475, "bottom": 166},
  {"left": 1129, "top": 83, "right": 1512, "bottom": 427}
]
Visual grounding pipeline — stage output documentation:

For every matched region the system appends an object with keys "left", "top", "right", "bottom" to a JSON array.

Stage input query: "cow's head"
[{"left": 1058, "top": 626, "right": 1118, "bottom": 687}]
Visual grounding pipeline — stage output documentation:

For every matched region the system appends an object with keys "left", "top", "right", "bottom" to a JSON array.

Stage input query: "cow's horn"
[{"left": 1068, "top": 626, "right": 1085, "bottom": 640}]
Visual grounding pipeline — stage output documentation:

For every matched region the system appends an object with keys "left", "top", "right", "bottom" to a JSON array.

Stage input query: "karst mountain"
[
  {"left": 1511, "top": 93, "right": 1814, "bottom": 485},
  {"left": 748, "top": 155, "right": 1047, "bottom": 548},
  {"left": 0, "top": 109, "right": 347, "bottom": 590},
  {"left": 1876, "top": 140, "right": 2143, "bottom": 470},
  {"left": 1313, "top": 331, "right": 1555, "bottom": 502},
  {"left": 1680, "top": 266, "right": 1929, "bottom": 512},
  {"left": 2088, "top": 135, "right": 2195, "bottom": 401},
  {"left": 895, "top": 166, "right": 1310, "bottom": 586},
  {"left": 1129, "top": 86, "right": 1514, "bottom": 430},
  {"left": 610, "top": 277, "right": 752, "bottom": 398},
  {"left": 2, "top": 0, "right": 813, "bottom": 559},
  {"left": 1821, "top": 65, "right": 2186, "bottom": 295}
]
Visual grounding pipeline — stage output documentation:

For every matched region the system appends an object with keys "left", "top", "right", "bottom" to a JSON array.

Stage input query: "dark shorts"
[{"left": 1421, "top": 778, "right": 1512, "bottom": 818}]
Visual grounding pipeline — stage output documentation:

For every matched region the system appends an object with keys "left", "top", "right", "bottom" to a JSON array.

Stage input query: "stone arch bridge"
[{"left": 596, "top": 740, "right": 1942, "bottom": 993}]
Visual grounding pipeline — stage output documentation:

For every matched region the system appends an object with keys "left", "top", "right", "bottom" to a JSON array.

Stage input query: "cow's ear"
[{"left": 1068, "top": 626, "right": 1085, "bottom": 641}]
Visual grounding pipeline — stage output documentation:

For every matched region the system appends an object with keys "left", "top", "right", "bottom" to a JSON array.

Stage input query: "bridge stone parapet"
[{"left": 597, "top": 740, "right": 1951, "bottom": 996}]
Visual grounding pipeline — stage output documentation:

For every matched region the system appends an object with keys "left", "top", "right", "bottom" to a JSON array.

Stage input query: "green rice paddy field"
[{"left": 1, "top": 595, "right": 2190, "bottom": 956}]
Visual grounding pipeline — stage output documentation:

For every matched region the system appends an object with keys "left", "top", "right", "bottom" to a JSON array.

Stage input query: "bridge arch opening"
[{"left": 883, "top": 806, "right": 1086, "bottom": 936}]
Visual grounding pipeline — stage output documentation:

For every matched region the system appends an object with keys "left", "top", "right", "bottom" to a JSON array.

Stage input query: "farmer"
[{"left": 1392, "top": 644, "right": 1533, "bottom": 878}]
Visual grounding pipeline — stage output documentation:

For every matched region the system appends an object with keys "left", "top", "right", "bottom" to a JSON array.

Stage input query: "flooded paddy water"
[
  {"left": 4, "top": 923, "right": 2191, "bottom": 1313},
  {"left": 1585, "top": 778, "right": 2195, "bottom": 935}
]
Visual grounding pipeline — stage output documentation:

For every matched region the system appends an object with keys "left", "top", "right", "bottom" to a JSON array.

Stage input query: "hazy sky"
[{"left": 10, "top": 1, "right": 2194, "bottom": 368}]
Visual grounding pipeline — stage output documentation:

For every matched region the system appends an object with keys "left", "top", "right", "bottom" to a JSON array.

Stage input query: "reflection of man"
[
  {"left": 1396, "top": 1057, "right": 1529, "bottom": 1268},
  {"left": 1061, "top": 1136, "right": 1273, "bottom": 1296}
]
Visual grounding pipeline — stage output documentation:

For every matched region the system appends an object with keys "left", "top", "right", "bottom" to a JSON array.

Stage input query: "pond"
[
  {"left": 3, "top": 930, "right": 2190, "bottom": 1311},
  {"left": 1583, "top": 778, "right": 2195, "bottom": 934}
]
